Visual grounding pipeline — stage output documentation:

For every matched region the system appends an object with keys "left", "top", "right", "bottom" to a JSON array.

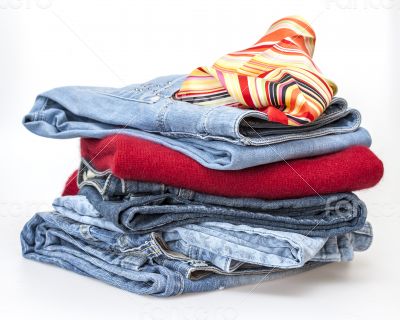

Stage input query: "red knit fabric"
[
  {"left": 62, "top": 135, "right": 384, "bottom": 199},
  {"left": 62, "top": 170, "right": 79, "bottom": 196}
]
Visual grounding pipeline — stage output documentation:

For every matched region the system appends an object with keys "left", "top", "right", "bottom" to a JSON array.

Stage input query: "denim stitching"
[
  {"left": 201, "top": 106, "right": 221, "bottom": 135},
  {"left": 79, "top": 224, "right": 98, "bottom": 241},
  {"left": 39, "top": 97, "right": 49, "bottom": 112},
  {"left": 92, "top": 89, "right": 156, "bottom": 104},
  {"left": 81, "top": 158, "right": 113, "bottom": 176},
  {"left": 155, "top": 100, "right": 172, "bottom": 132},
  {"left": 120, "top": 178, "right": 126, "bottom": 194},
  {"left": 101, "top": 174, "right": 114, "bottom": 195},
  {"left": 240, "top": 108, "right": 362, "bottom": 145},
  {"left": 154, "top": 75, "right": 187, "bottom": 96},
  {"left": 37, "top": 219, "right": 162, "bottom": 292}
]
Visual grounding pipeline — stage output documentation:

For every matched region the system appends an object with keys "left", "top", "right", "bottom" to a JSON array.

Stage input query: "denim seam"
[
  {"left": 205, "top": 223, "right": 304, "bottom": 244},
  {"left": 150, "top": 233, "right": 194, "bottom": 263},
  {"left": 129, "top": 241, "right": 151, "bottom": 253},
  {"left": 156, "top": 100, "right": 171, "bottom": 132},
  {"left": 356, "top": 223, "right": 373, "bottom": 251},
  {"left": 186, "top": 243, "right": 195, "bottom": 259},
  {"left": 177, "top": 273, "right": 185, "bottom": 295},
  {"left": 126, "top": 210, "right": 362, "bottom": 235},
  {"left": 92, "top": 90, "right": 157, "bottom": 104},
  {"left": 79, "top": 160, "right": 116, "bottom": 196},
  {"left": 355, "top": 221, "right": 372, "bottom": 237},
  {"left": 145, "top": 244, "right": 162, "bottom": 257},
  {"left": 39, "top": 97, "right": 49, "bottom": 112},
  {"left": 118, "top": 240, "right": 161, "bottom": 258},
  {"left": 79, "top": 225, "right": 98, "bottom": 241},
  {"left": 78, "top": 180, "right": 102, "bottom": 194},
  {"left": 79, "top": 160, "right": 113, "bottom": 191},
  {"left": 36, "top": 111, "right": 47, "bottom": 122},
  {"left": 164, "top": 95, "right": 348, "bottom": 142},
  {"left": 120, "top": 179, "right": 126, "bottom": 194},
  {"left": 223, "top": 257, "right": 231, "bottom": 272},
  {"left": 79, "top": 175, "right": 114, "bottom": 197},
  {"left": 37, "top": 218, "right": 156, "bottom": 283},
  {"left": 182, "top": 240, "right": 299, "bottom": 269},
  {"left": 59, "top": 235, "right": 159, "bottom": 287},
  {"left": 157, "top": 130, "right": 239, "bottom": 144},
  {"left": 186, "top": 264, "right": 277, "bottom": 277},
  {"left": 120, "top": 256, "right": 143, "bottom": 270},
  {"left": 156, "top": 117, "right": 362, "bottom": 146},
  {"left": 245, "top": 98, "right": 348, "bottom": 132},
  {"left": 240, "top": 109, "right": 362, "bottom": 145},
  {"left": 129, "top": 219, "right": 347, "bottom": 236},
  {"left": 201, "top": 106, "right": 222, "bottom": 135},
  {"left": 59, "top": 236, "right": 134, "bottom": 281},
  {"left": 81, "top": 158, "right": 113, "bottom": 176},
  {"left": 235, "top": 110, "right": 269, "bottom": 141},
  {"left": 147, "top": 236, "right": 167, "bottom": 257},
  {"left": 101, "top": 174, "right": 114, "bottom": 195},
  {"left": 155, "top": 75, "right": 187, "bottom": 95}
]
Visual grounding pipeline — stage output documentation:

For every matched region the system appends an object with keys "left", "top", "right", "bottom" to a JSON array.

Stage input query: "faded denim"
[
  {"left": 52, "top": 191, "right": 372, "bottom": 271},
  {"left": 22, "top": 74, "right": 371, "bottom": 170},
  {"left": 21, "top": 212, "right": 328, "bottom": 297},
  {"left": 164, "top": 222, "right": 372, "bottom": 272},
  {"left": 72, "top": 165, "right": 368, "bottom": 237}
]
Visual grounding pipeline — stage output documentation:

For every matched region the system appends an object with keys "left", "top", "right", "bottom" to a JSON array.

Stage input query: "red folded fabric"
[
  {"left": 63, "top": 170, "right": 79, "bottom": 197},
  {"left": 62, "top": 135, "right": 384, "bottom": 199}
]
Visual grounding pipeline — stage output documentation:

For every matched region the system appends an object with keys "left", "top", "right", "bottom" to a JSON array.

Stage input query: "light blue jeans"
[
  {"left": 22, "top": 74, "right": 371, "bottom": 170},
  {"left": 164, "top": 222, "right": 372, "bottom": 272},
  {"left": 21, "top": 212, "right": 329, "bottom": 297},
  {"left": 21, "top": 203, "right": 371, "bottom": 296},
  {"left": 51, "top": 193, "right": 372, "bottom": 271}
]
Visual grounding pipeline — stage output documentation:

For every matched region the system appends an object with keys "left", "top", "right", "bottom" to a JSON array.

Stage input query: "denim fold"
[
  {"left": 163, "top": 221, "right": 372, "bottom": 272},
  {"left": 52, "top": 191, "right": 364, "bottom": 240},
  {"left": 21, "top": 212, "right": 331, "bottom": 297},
  {"left": 68, "top": 168, "right": 368, "bottom": 237},
  {"left": 22, "top": 206, "right": 371, "bottom": 296},
  {"left": 22, "top": 74, "right": 371, "bottom": 170}
]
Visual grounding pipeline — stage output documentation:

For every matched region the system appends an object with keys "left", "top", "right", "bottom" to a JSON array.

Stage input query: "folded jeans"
[
  {"left": 164, "top": 221, "right": 372, "bottom": 272},
  {"left": 58, "top": 170, "right": 368, "bottom": 237},
  {"left": 22, "top": 75, "right": 370, "bottom": 170},
  {"left": 47, "top": 192, "right": 374, "bottom": 271},
  {"left": 21, "top": 211, "right": 330, "bottom": 297}
]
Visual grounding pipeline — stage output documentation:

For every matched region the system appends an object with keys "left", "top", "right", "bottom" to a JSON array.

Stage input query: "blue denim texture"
[
  {"left": 164, "top": 222, "right": 372, "bottom": 272},
  {"left": 72, "top": 165, "right": 368, "bottom": 237},
  {"left": 22, "top": 74, "right": 371, "bottom": 170},
  {"left": 52, "top": 190, "right": 372, "bottom": 271},
  {"left": 21, "top": 212, "right": 329, "bottom": 297}
]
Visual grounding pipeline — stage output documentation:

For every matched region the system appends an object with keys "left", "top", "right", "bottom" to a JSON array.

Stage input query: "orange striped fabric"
[{"left": 174, "top": 16, "right": 337, "bottom": 126}]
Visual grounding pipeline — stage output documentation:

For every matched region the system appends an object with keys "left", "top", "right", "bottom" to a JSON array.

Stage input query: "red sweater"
[{"left": 62, "top": 135, "right": 384, "bottom": 199}]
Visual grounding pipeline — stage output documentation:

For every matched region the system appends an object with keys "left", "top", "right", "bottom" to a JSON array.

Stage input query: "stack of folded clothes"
[{"left": 20, "top": 16, "right": 383, "bottom": 297}]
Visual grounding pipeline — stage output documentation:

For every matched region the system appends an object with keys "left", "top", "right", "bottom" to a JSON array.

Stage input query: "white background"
[{"left": 0, "top": 0, "right": 399, "bottom": 319}]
